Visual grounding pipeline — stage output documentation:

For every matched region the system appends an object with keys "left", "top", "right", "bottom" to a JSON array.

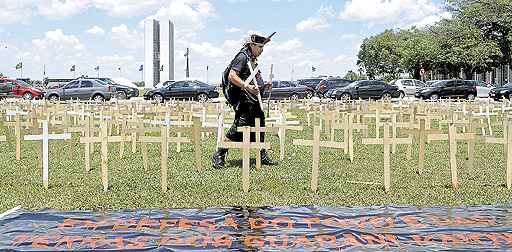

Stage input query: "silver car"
[
  {"left": 389, "top": 79, "right": 426, "bottom": 97},
  {"left": 44, "top": 79, "right": 114, "bottom": 102}
]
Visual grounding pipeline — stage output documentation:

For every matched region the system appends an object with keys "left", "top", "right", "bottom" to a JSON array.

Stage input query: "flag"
[
  {"left": 207, "top": 65, "right": 209, "bottom": 71},
  {"left": 70, "top": 65, "right": 76, "bottom": 72},
  {"left": 139, "top": 64, "right": 143, "bottom": 71},
  {"left": 15, "top": 62, "right": 22, "bottom": 69},
  {"left": 94, "top": 66, "right": 100, "bottom": 71},
  {"left": 312, "top": 66, "right": 316, "bottom": 72}
]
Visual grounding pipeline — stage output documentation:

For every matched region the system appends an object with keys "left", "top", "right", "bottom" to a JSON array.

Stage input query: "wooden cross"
[
  {"left": 139, "top": 123, "right": 172, "bottom": 192},
  {"left": 24, "top": 121, "right": 71, "bottom": 189},
  {"left": 484, "top": 120, "right": 512, "bottom": 188},
  {"left": 192, "top": 116, "right": 217, "bottom": 171},
  {"left": 475, "top": 104, "right": 497, "bottom": 136},
  {"left": 267, "top": 112, "right": 303, "bottom": 161},
  {"left": 401, "top": 117, "right": 440, "bottom": 175},
  {"left": 427, "top": 123, "right": 476, "bottom": 190},
  {"left": 125, "top": 119, "right": 158, "bottom": 171},
  {"left": 79, "top": 120, "right": 131, "bottom": 191},
  {"left": 293, "top": 126, "right": 346, "bottom": 192},
  {"left": 144, "top": 114, "right": 191, "bottom": 173},
  {"left": 5, "top": 110, "right": 30, "bottom": 160},
  {"left": 220, "top": 124, "right": 271, "bottom": 193},
  {"left": 362, "top": 123, "right": 412, "bottom": 192},
  {"left": 330, "top": 113, "right": 368, "bottom": 162},
  {"left": 147, "top": 114, "right": 192, "bottom": 154}
]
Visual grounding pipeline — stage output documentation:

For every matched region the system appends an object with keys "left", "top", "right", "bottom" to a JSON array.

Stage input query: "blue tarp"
[{"left": 1, "top": 205, "right": 511, "bottom": 251}]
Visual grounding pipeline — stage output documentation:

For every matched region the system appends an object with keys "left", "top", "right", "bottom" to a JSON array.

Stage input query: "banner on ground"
[{"left": 1, "top": 205, "right": 512, "bottom": 251}]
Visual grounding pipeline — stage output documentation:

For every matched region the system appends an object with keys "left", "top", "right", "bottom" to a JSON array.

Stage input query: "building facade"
[{"left": 144, "top": 19, "right": 174, "bottom": 89}]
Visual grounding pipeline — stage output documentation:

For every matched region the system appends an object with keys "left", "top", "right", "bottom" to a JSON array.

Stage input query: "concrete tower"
[{"left": 144, "top": 19, "right": 174, "bottom": 89}]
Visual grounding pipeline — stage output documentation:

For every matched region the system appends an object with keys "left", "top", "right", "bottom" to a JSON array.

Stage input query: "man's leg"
[{"left": 212, "top": 108, "right": 245, "bottom": 169}]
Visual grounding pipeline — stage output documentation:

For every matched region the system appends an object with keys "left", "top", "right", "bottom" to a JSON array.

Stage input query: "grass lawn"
[{"left": 0, "top": 109, "right": 510, "bottom": 212}]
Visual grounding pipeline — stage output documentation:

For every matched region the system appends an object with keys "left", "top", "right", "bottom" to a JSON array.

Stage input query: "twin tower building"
[{"left": 144, "top": 19, "right": 175, "bottom": 89}]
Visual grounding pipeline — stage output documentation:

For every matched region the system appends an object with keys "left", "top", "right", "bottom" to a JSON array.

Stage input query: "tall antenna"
[{"left": 184, "top": 48, "right": 190, "bottom": 78}]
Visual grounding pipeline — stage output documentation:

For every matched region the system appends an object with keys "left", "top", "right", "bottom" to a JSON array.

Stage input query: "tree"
[
  {"left": 429, "top": 18, "right": 502, "bottom": 78},
  {"left": 449, "top": 0, "right": 512, "bottom": 64},
  {"left": 343, "top": 70, "right": 365, "bottom": 81},
  {"left": 396, "top": 28, "right": 442, "bottom": 80},
  {"left": 0, "top": 73, "right": 4, "bottom": 78},
  {"left": 133, "top": 81, "right": 145, "bottom": 87},
  {"left": 357, "top": 30, "right": 402, "bottom": 80}
]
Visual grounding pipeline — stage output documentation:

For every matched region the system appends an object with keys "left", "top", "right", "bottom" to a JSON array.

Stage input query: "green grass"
[{"left": 0, "top": 109, "right": 510, "bottom": 212}]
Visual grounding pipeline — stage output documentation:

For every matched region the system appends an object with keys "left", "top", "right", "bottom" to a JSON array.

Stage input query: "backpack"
[{"left": 222, "top": 51, "right": 249, "bottom": 108}]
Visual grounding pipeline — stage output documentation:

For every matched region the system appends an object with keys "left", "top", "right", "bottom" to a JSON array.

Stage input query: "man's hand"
[
  {"left": 244, "top": 83, "right": 260, "bottom": 95},
  {"left": 263, "top": 81, "right": 272, "bottom": 92}
]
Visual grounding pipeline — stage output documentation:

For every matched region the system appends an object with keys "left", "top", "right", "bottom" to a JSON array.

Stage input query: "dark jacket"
[{"left": 223, "top": 47, "right": 264, "bottom": 109}]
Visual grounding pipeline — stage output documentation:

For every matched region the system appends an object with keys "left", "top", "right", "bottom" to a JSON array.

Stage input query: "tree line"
[{"left": 351, "top": 0, "right": 511, "bottom": 82}]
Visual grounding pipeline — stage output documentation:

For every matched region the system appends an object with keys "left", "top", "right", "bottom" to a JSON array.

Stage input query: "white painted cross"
[{"left": 24, "top": 121, "right": 71, "bottom": 189}]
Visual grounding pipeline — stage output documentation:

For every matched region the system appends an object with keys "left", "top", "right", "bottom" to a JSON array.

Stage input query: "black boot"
[
  {"left": 261, "top": 149, "right": 278, "bottom": 166},
  {"left": 212, "top": 148, "right": 228, "bottom": 169}
]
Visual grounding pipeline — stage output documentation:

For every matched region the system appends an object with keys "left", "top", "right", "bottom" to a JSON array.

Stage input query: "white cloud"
[
  {"left": 37, "top": 0, "right": 90, "bottom": 19},
  {"left": 225, "top": 27, "right": 241, "bottom": 33},
  {"left": 90, "top": 0, "right": 166, "bottom": 17},
  {"left": 340, "top": 0, "right": 442, "bottom": 25},
  {"left": 111, "top": 24, "right": 143, "bottom": 49},
  {"left": 146, "top": 0, "right": 216, "bottom": 33},
  {"left": 407, "top": 11, "right": 452, "bottom": 28},
  {"left": 296, "top": 5, "right": 335, "bottom": 32},
  {"left": 32, "top": 29, "right": 85, "bottom": 52},
  {"left": 0, "top": 0, "right": 34, "bottom": 24},
  {"left": 296, "top": 17, "right": 329, "bottom": 32},
  {"left": 340, "top": 33, "right": 358, "bottom": 39},
  {"left": 86, "top": 25, "right": 105, "bottom": 35},
  {"left": 189, "top": 42, "right": 224, "bottom": 58}
]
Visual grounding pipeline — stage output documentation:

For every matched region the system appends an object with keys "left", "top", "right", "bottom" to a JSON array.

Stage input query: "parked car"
[
  {"left": 425, "top": 80, "right": 438, "bottom": 87},
  {"left": 489, "top": 82, "right": 512, "bottom": 100},
  {"left": 43, "top": 78, "right": 75, "bottom": 89},
  {"left": 0, "top": 78, "right": 43, "bottom": 100},
  {"left": 465, "top": 80, "right": 493, "bottom": 98},
  {"left": 389, "top": 79, "right": 425, "bottom": 98},
  {"left": 155, "top": 80, "right": 175, "bottom": 89},
  {"left": 328, "top": 80, "right": 401, "bottom": 100},
  {"left": 415, "top": 79, "right": 477, "bottom": 100},
  {"left": 144, "top": 80, "right": 219, "bottom": 102},
  {"left": 94, "top": 78, "right": 139, "bottom": 99},
  {"left": 317, "top": 78, "right": 352, "bottom": 98},
  {"left": 261, "top": 81, "right": 311, "bottom": 100},
  {"left": 44, "top": 79, "right": 115, "bottom": 101},
  {"left": 296, "top": 78, "right": 323, "bottom": 90}
]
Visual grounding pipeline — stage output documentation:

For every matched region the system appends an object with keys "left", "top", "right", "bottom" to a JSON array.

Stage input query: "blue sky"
[{"left": 0, "top": 0, "right": 449, "bottom": 83}]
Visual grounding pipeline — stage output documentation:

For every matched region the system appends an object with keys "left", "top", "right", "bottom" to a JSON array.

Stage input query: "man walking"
[{"left": 212, "top": 33, "right": 278, "bottom": 169}]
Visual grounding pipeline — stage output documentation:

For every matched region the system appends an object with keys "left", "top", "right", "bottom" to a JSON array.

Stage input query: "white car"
[
  {"left": 467, "top": 80, "right": 493, "bottom": 98},
  {"left": 389, "top": 79, "right": 426, "bottom": 98}
]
